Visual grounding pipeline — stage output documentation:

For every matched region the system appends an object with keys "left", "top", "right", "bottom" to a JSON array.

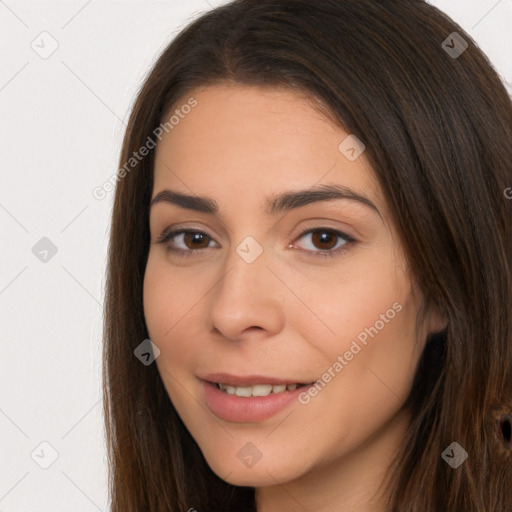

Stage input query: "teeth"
[
  {"left": 252, "top": 384, "right": 273, "bottom": 396},
  {"left": 217, "top": 382, "right": 300, "bottom": 397},
  {"left": 235, "top": 386, "right": 252, "bottom": 397}
]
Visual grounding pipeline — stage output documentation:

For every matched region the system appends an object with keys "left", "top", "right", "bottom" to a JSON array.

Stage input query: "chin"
[
  {"left": 211, "top": 464, "right": 287, "bottom": 487},
  {"left": 202, "top": 448, "right": 306, "bottom": 487}
]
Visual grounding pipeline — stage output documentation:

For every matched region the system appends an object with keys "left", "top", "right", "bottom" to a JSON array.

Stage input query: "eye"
[
  {"left": 155, "top": 226, "right": 357, "bottom": 259},
  {"left": 156, "top": 228, "right": 217, "bottom": 257},
  {"left": 292, "top": 228, "right": 356, "bottom": 258}
]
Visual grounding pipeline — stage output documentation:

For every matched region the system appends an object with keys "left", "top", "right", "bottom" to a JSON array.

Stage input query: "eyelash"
[{"left": 155, "top": 226, "right": 357, "bottom": 259}]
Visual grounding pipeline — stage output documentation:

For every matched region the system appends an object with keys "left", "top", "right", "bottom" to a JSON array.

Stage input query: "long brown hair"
[{"left": 102, "top": 1, "right": 512, "bottom": 510}]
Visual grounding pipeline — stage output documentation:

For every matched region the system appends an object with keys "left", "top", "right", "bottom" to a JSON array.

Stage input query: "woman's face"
[{"left": 143, "top": 84, "right": 444, "bottom": 496}]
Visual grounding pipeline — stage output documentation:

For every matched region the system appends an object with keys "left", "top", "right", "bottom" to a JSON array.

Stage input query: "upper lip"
[{"left": 200, "top": 372, "right": 314, "bottom": 387}]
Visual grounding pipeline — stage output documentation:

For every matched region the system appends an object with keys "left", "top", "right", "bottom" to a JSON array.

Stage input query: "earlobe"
[
  {"left": 423, "top": 296, "right": 448, "bottom": 334},
  {"left": 426, "top": 303, "right": 449, "bottom": 335}
]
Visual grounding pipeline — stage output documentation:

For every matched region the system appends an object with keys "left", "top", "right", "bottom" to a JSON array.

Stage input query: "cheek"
[
  {"left": 143, "top": 255, "right": 194, "bottom": 339},
  {"left": 143, "top": 258, "right": 168, "bottom": 340},
  {"left": 290, "top": 252, "right": 418, "bottom": 427},
  {"left": 291, "top": 246, "right": 412, "bottom": 361},
  {"left": 142, "top": 255, "right": 208, "bottom": 378}
]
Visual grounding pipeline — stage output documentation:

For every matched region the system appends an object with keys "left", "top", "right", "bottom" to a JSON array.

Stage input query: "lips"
[
  {"left": 202, "top": 380, "right": 311, "bottom": 422},
  {"left": 199, "top": 372, "right": 317, "bottom": 422},
  {"left": 200, "top": 372, "right": 314, "bottom": 387}
]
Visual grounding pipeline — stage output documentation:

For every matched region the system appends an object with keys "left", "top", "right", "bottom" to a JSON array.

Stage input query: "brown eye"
[
  {"left": 156, "top": 229, "right": 218, "bottom": 256},
  {"left": 182, "top": 232, "right": 210, "bottom": 249},
  {"left": 293, "top": 228, "right": 356, "bottom": 259},
  {"left": 310, "top": 230, "right": 338, "bottom": 250}
]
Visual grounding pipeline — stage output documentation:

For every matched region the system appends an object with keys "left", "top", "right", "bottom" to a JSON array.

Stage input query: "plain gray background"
[{"left": 1, "top": 1, "right": 511, "bottom": 510}]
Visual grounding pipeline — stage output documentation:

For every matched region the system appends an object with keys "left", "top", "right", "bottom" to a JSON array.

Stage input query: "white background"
[{"left": 0, "top": 1, "right": 511, "bottom": 510}]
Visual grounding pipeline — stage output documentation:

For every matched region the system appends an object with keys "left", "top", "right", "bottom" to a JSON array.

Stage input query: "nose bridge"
[
  {"left": 219, "top": 235, "right": 272, "bottom": 303},
  {"left": 208, "top": 233, "right": 284, "bottom": 339}
]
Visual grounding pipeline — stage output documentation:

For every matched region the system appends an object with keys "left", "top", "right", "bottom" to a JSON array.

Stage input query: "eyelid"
[
  {"left": 155, "top": 224, "right": 219, "bottom": 246},
  {"left": 292, "top": 220, "right": 357, "bottom": 241},
  {"left": 290, "top": 227, "right": 356, "bottom": 258},
  {"left": 155, "top": 222, "right": 358, "bottom": 259},
  {"left": 154, "top": 227, "right": 217, "bottom": 254},
  {"left": 156, "top": 219, "right": 357, "bottom": 242}
]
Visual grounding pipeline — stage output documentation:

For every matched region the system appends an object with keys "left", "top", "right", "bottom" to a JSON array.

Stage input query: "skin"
[{"left": 143, "top": 84, "right": 447, "bottom": 511}]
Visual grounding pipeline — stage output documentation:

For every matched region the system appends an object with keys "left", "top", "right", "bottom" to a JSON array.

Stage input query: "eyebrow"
[{"left": 149, "top": 184, "right": 382, "bottom": 219}]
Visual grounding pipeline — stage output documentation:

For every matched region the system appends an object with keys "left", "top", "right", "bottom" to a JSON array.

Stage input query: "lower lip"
[{"left": 202, "top": 381, "right": 310, "bottom": 423}]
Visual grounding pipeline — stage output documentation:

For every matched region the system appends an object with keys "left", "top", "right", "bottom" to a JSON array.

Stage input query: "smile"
[
  {"left": 216, "top": 382, "right": 306, "bottom": 397},
  {"left": 202, "top": 379, "right": 316, "bottom": 423}
]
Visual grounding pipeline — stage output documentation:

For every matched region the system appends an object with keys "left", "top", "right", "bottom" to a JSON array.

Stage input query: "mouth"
[
  {"left": 201, "top": 376, "right": 317, "bottom": 423},
  {"left": 200, "top": 372, "right": 316, "bottom": 400},
  {"left": 214, "top": 382, "right": 312, "bottom": 397}
]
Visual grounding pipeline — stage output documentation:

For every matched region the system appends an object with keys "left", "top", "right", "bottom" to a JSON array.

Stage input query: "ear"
[{"left": 426, "top": 303, "right": 448, "bottom": 334}]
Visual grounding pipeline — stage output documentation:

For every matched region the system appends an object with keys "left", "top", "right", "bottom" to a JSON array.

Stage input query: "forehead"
[{"left": 153, "top": 84, "right": 383, "bottom": 213}]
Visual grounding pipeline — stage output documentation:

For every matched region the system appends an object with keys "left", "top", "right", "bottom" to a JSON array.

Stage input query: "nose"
[{"left": 208, "top": 244, "right": 285, "bottom": 342}]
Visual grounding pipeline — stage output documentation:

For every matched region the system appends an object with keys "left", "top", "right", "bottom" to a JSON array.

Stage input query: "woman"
[{"left": 102, "top": 0, "right": 512, "bottom": 510}]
